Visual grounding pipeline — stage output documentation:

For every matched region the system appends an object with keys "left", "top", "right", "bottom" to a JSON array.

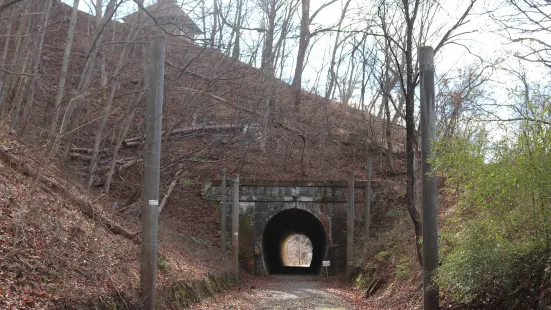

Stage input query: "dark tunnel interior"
[{"left": 262, "top": 208, "right": 327, "bottom": 275}]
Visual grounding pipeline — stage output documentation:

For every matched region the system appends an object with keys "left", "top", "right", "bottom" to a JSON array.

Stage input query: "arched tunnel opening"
[{"left": 262, "top": 209, "right": 327, "bottom": 275}]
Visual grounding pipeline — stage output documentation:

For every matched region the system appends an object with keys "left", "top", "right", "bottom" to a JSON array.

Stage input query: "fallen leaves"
[{"left": 190, "top": 275, "right": 367, "bottom": 309}]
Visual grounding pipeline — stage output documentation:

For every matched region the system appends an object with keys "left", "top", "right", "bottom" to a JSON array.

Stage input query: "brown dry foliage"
[{"left": 0, "top": 1, "right": 412, "bottom": 307}]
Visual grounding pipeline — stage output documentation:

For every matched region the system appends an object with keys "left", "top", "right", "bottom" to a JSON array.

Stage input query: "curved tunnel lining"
[{"left": 262, "top": 208, "right": 327, "bottom": 275}]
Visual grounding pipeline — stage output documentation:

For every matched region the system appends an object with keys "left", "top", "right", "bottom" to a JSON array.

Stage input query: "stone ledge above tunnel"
[{"left": 205, "top": 180, "right": 375, "bottom": 203}]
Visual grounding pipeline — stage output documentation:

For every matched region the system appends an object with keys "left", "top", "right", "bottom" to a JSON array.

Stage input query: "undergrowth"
[
  {"left": 433, "top": 106, "right": 551, "bottom": 309},
  {"left": 354, "top": 204, "right": 421, "bottom": 297}
]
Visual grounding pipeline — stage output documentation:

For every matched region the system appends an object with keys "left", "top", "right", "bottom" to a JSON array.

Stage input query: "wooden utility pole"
[
  {"left": 140, "top": 36, "right": 165, "bottom": 310},
  {"left": 220, "top": 168, "right": 227, "bottom": 257},
  {"left": 419, "top": 46, "right": 439, "bottom": 310},
  {"left": 232, "top": 174, "right": 240, "bottom": 280},
  {"left": 364, "top": 155, "right": 372, "bottom": 244},
  {"left": 345, "top": 171, "right": 355, "bottom": 281}
]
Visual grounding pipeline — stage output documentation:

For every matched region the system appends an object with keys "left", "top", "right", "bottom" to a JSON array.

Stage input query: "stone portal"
[{"left": 205, "top": 180, "right": 374, "bottom": 276}]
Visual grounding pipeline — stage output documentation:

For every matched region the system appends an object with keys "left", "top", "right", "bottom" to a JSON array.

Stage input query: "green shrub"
[
  {"left": 433, "top": 105, "right": 551, "bottom": 308},
  {"left": 435, "top": 227, "right": 549, "bottom": 307},
  {"left": 375, "top": 250, "right": 391, "bottom": 261},
  {"left": 434, "top": 223, "right": 514, "bottom": 303},
  {"left": 395, "top": 257, "right": 411, "bottom": 280},
  {"left": 158, "top": 254, "right": 170, "bottom": 271}
]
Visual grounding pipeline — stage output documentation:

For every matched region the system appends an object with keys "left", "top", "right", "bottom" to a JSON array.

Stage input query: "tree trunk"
[
  {"left": 158, "top": 164, "right": 184, "bottom": 214},
  {"left": 324, "top": 0, "right": 352, "bottom": 101},
  {"left": 300, "top": 135, "right": 306, "bottom": 176},
  {"left": 403, "top": 0, "right": 423, "bottom": 266},
  {"left": 88, "top": 17, "right": 141, "bottom": 186},
  {"left": 1, "top": 2, "right": 30, "bottom": 121},
  {"left": 259, "top": 0, "right": 276, "bottom": 152},
  {"left": 104, "top": 107, "right": 137, "bottom": 193},
  {"left": 274, "top": 0, "right": 295, "bottom": 80},
  {"left": 60, "top": 0, "right": 117, "bottom": 163},
  {"left": 291, "top": 0, "right": 310, "bottom": 111},
  {"left": 343, "top": 50, "right": 357, "bottom": 105},
  {"left": 259, "top": 91, "right": 272, "bottom": 152},
  {"left": 88, "top": 85, "right": 117, "bottom": 187},
  {"left": 210, "top": 0, "right": 218, "bottom": 48},
  {"left": 19, "top": 0, "right": 54, "bottom": 135},
  {"left": 261, "top": 0, "right": 276, "bottom": 74},
  {"left": 391, "top": 92, "right": 405, "bottom": 124},
  {"left": 413, "top": 140, "right": 422, "bottom": 265},
  {"left": 9, "top": 40, "right": 33, "bottom": 131},
  {"left": 96, "top": 0, "right": 108, "bottom": 90},
  {"left": 51, "top": 0, "right": 80, "bottom": 133},
  {"left": 382, "top": 40, "right": 395, "bottom": 172},
  {"left": 364, "top": 150, "right": 372, "bottom": 246},
  {"left": 105, "top": 21, "right": 146, "bottom": 192},
  {"left": 231, "top": 0, "right": 243, "bottom": 59},
  {"left": 0, "top": 20, "right": 12, "bottom": 118}
]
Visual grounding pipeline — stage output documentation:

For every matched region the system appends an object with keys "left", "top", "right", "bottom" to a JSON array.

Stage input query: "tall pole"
[
  {"left": 140, "top": 36, "right": 165, "bottom": 310},
  {"left": 345, "top": 171, "right": 355, "bottom": 281},
  {"left": 220, "top": 168, "right": 227, "bottom": 257},
  {"left": 364, "top": 154, "right": 372, "bottom": 244},
  {"left": 232, "top": 174, "right": 240, "bottom": 280},
  {"left": 419, "top": 46, "right": 439, "bottom": 310}
]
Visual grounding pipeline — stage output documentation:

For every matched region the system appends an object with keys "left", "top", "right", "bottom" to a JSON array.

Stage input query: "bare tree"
[
  {"left": 217, "top": 0, "right": 247, "bottom": 59},
  {"left": 291, "top": 0, "right": 337, "bottom": 109},
  {"left": 210, "top": 0, "right": 219, "bottom": 47},
  {"left": 18, "top": 0, "right": 54, "bottom": 135},
  {"left": 0, "top": 0, "right": 24, "bottom": 13},
  {"left": 59, "top": 0, "right": 121, "bottom": 162},
  {"left": 231, "top": 0, "right": 243, "bottom": 58},
  {"left": 381, "top": 39, "right": 395, "bottom": 172},
  {"left": 88, "top": 9, "right": 147, "bottom": 187},
  {"left": 435, "top": 64, "right": 491, "bottom": 140},
  {"left": 51, "top": 0, "right": 80, "bottom": 134},
  {"left": 491, "top": 0, "right": 551, "bottom": 70},
  {"left": 374, "top": 0, "right": 478, "bottom": 265},
  {"left": 324, "top": 0, "right": 352, "bottom": 101},
  {"left": 0, "top": 0, "right": 31, "bottom": 121}
]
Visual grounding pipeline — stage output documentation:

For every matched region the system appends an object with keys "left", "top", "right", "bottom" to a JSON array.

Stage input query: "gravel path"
[{"left": 191, "top": 275, "right": 366, "bottom": 309}]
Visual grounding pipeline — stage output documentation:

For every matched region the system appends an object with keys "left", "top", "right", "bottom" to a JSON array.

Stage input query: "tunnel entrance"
[{"left": 262, "top": 209, "right": 327, "bottom": 275}]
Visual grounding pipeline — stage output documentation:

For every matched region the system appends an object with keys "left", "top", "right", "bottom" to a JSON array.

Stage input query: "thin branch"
[{"left": 0, "top": 0, "right": 24, "bottom": 13}]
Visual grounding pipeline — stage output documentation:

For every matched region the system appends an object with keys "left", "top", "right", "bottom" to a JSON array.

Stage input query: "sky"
[
  {"left": 65, "top": 0, "right": 548, "bottom": 78},
  {"left": 63, "top": 0, "right": 550, "bottom": 132},
  {"left": 66, "top": 0, "right": 500, "bottom": 70}
]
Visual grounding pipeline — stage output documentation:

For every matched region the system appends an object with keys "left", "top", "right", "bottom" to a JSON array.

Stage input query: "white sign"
[
  {"left": 149, "top": 200, "right": 159, "bottom": 206},
  {"left": 322, "top": 260, "right": 330, "bottom": 267}
]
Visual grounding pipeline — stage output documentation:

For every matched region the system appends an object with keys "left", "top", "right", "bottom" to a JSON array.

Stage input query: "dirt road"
[{"left": 190, "top": 275, "right": 367, "bottom": 309}]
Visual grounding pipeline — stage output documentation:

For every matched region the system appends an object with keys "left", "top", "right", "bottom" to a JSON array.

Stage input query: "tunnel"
[{"left": 262, "top": 208, "right": 327, "bottom": 275}]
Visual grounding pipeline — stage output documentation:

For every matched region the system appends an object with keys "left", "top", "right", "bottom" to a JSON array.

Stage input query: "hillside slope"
[
  {"left": 0, "top": 2, "right": 418, "bottom": 308},
  {"left": 0, "top": 129, "right": 232, "bottom": 308},
  {"left": 0, "top": 0, "right": 408, "bottom": 262}
]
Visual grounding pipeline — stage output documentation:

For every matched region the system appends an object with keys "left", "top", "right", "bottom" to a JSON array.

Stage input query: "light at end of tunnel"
[{"left": 282, "top": 234, "right": 313, "bottom": 267}]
